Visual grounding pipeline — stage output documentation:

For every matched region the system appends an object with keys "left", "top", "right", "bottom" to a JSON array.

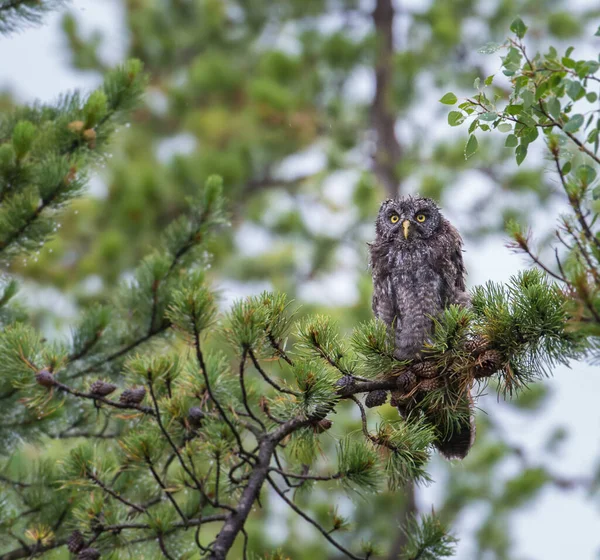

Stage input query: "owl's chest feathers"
[
  {"left": 373, "top": 242, "right": 449, "bottom": 313},
  {"left": 379, "top": 244, "right": 442, "bottom": 284}
]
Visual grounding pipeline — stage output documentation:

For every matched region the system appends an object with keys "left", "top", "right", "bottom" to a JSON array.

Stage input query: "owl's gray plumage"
[{"left": 369, "top": 195, "right": 474, "bottom": 458}]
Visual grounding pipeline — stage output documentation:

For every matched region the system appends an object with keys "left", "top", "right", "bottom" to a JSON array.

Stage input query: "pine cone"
[
  {"left": 335, "top": 375, "right": 355, "bottom": 391},
  {"left": 314, "top": 418, "right": 333, "bottom": 433},
  {"left": 78, "top": 548, "right": 101, "bottom": 560},
  {"left": 35, "top": 368, "right": 56, "bottom": 388},
  {"left": 89, "top": 380, "right": 117, "bottom": 397},
  {"left": 119, "top": 387, "right": 146, "bottom": 405},
  {"left": 188, "top": 406, "right": 204, "bottom": 427},
  {"left": 418, "top": 377, "right": 442, "bottom": 392},
  {"left": 83, "top": 128, "right": 97, "bottom": 149},
  {"left": 68, "top": 120, "right": 85, "bottom": 133},
  {"left": 365, "top": 390, "right": 388, "bottom": 408},
  {"left": 395, "top": 370, "right": 417, "bottom": 393},
  {"left": 67, "top": 530, "right": 85, "bottom": 553},
  {"left": 473, "top": 349, "right": 503, "bottom": 378},
  {"left": 464, "top": 335, "right": 489, "bottom": 356},
  {"left": 411, "top": 361, "right": 438, "bottom": 379}
]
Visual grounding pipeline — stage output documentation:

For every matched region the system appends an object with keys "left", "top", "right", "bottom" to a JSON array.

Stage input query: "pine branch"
[
  {"left": 266, "top": 474, "right": 366, "bottom": 560},
  {"left": 87, "top": 472, "right": 145, "bottom": 513},
  {"left": 0, "top": 0, "right": 66, "bottom": 34},
  {"left": 53, "top": 380, "right": 156, "bottom": 415},
  {"left": 0, "top": 538, "right": 69, "bottom": 560}
]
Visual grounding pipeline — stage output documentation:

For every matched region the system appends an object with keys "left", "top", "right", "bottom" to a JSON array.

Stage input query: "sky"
[{"left": 1, "top": 1, "right": 599, "bottom": 559}]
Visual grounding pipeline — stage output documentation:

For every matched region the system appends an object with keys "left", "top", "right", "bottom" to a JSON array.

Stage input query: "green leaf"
[
  {"left": 514, "top": 76, "right": 529, "bottom": 95},
  {"left": 515, "top": 144, "right": 528, "bottom": 165},
  {"left": 478, "top": 42, "right": 502, "bottom": 55},
  {"left": 439, "top": 92, "right": 457, "bottom": 105},
  {"left": 534, "top": 81, "right": 549, "bottom": 101},
  {"left": 546, "top": 97, "right": 561, "bottom": 121},
  {"left": 468, "top": 119, "right": 479, "bottom": 134},
  {"left": 576, "top": 165, "right": 597, "bottom": 185},
  {"left": 565, "top": 80, "right": 585, "bottom": 101},
  {"left": 498, "top": 123, "right": 512, "bottom": 133},
  {"left": 505, "top": 104, "right": 523, "bottom": 116},
  {"left": 518, "top": 112, "right": 537, "bottom": 128},
  {"left": 510, "top": 17, "right": 528, "bottom": 39},
  {"left": 595, "top": 26, "right": 600, "bottom": 37},
  {"left": 563, "top": 114, "right": 584, "bottom": 133},
  {"left": 448, "top": 111, "right": 465, "bottom": 127},
  {"left": 480, "top": 112, "right": 497, "bottom": 121},
  {"left": 593, "top": 186, "right": 600, "bottom": 199},
  {"left": 505, "top": 134, "right": 518, "bottom": 148},
  {"left": 587, "top": 128, "right": 599, "bottom": 144},
  {"left": 562, "top": 161, "right": 572, "bottom": 175},
  {"left": 484, "top": 75, "right": 494, "bottom": 86},
  {"left": 464, "top": 134, "right": 478, "bottom": 160},
  {"left": 521, "top": 90, "right": 534, "bottom": 109},
  {"left": 473, "top": 77, "right": 480, "bottom": 89},
  {"left": 521, "top": 126, "right": 539, "bottom": 145},
  {"left": 586, "top": 92, "right": 598, "bottom": 103}
]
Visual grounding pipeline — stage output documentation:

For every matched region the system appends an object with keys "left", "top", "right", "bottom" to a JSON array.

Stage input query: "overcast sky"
[{"left": 1, "top": 2, "right": 599, "bottom": 558}]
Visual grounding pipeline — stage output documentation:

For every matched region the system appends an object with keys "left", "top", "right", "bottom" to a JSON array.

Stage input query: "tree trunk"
[{"left": 371, "top": 0, "right": 403, "bottom": 198}]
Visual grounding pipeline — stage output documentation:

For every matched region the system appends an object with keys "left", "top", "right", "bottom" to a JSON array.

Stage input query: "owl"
[{"left": 369, "top": 195, "right": 474, "bottom": 459}]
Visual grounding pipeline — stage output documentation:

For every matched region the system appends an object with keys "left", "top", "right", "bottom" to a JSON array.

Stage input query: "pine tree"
[
  {"left": 13, "top": 5, "right": 593, "bottom": 554},
  {"left": 51, "top": 7, "right": 597, "bottom": 553},
  {"left": 1, "top": 5, "right": 598, "bottom": 560}
]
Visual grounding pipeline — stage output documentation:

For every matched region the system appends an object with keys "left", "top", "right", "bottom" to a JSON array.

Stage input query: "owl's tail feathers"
[{"left": 434, "top": 414, "right": 476, "bottom": 460}]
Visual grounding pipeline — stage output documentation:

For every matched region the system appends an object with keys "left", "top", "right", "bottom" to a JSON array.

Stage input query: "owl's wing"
[
  {"left": 372, "top": 273, "right": 397, "bottom": 327},
  {"left": 445, "top": 222, "right": 470, "bottom": 306}
]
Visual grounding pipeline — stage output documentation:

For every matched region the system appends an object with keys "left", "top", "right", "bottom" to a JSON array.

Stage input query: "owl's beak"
[{"left": 402, "top": 220, "right": 410, "bottom": 239}]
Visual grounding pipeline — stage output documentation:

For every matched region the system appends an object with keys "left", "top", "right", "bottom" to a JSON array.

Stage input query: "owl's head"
[{"left": 375, "top": 196, "right": 442, "bottom": 243}]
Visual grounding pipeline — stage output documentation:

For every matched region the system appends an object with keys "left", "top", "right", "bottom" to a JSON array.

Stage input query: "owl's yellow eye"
[
  {"left": 416, "top": 214, "right": 426, "bottom": 223},
  {"left": 390, "top": 214, "right": 400, "bottom": 224}
]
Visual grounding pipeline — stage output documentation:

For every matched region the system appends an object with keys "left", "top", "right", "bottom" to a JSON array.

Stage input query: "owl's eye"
[
  {"left": 416, "top": 214, "right": 427, "bottom": 223},
  {"left": 390, "top": 214, "right": 400, "bottom": 224}
]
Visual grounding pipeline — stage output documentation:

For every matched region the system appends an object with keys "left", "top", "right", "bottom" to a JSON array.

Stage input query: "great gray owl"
[{"left": 369, "top": 195, "right": 474, "bottom": 459}]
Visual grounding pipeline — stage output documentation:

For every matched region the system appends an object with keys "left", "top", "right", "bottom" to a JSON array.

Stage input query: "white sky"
[{"left": 1, "top": 1, "right": 599, "bottom": 559}]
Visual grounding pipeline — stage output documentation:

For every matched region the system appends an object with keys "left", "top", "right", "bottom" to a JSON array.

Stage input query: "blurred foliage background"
[{"left": 2, "top": 0, "right": 600, "bottom": 558}]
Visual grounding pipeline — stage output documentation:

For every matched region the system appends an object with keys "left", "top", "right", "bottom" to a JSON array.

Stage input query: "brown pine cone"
[
  {"left": 418, "top": 377, "right": 442, "bottom": 392},
  {"left": 35, "top": 368, "right": 55, "bottom": 388},
  {"left": 464, "top": 335, "right": 489, "bottom": 356},
  {"left": 411, "top": 361, "right": 438, "bottom": 379},
  {"left": 119, "top": 387, "right": 146, "bottom": 405},
  {"left": 67, "top": 530, "right": 85, "bottom": 553},
  {"left": 83, "top": 128, "right": 97, "bottom": 149},
  {"left": 89, "top": 380, "right": 117, "bottom": 397},
  {"left": 314, "top": 418, "right": 333, "bottom": 433},
  {"left": 395, "top": 370, "right": 417, "bottom": 393},
  {"left": 365, "top": 390, "right": 388, "bottom": 408},
  {"left": 78, "top": 548, "right": 101, "bottom": 560},
  {"left": 473, "top": 349, "right": 503, "bottom": 378}
]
